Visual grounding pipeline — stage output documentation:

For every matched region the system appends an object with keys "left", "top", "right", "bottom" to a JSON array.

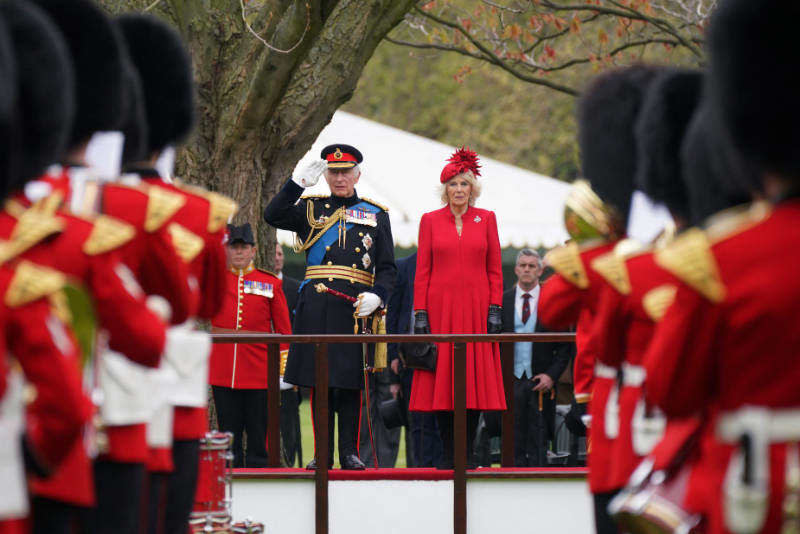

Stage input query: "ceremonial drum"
[{"left": 190, "top": 431, "right": 234, "bottom": 532}]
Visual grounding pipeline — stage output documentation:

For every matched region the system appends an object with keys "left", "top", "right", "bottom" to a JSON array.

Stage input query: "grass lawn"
[{"left": 297, "top": 396, "right": 407, "bottom": 468}]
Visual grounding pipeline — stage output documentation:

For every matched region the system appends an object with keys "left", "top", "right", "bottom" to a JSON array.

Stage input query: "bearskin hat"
[
  {"left": 707, "top": 0, "right": 800, "bottom": 184},
  {"left": 0, "top": 15, "right": 16, "bottom": 199},
  {"left": 117, "top": 14, "right": 195, "bottom": 153},
  {"left": 119, "top": 56, "right": 149, "bottom": 166},
  {"left": 29, "top": 0, "right": 125, "bottom": 148},
  {"left": 681, "top": 104, "right": 753, "bottom": 225},
  {"left": 634, "top": 68, "right": 703, "bottom": 223},
  {"left": 0, "top": 0, "right": 74, "bottom": 188},
  {"left": 578, "top": 65, "right": 661, "bottom": 224}
]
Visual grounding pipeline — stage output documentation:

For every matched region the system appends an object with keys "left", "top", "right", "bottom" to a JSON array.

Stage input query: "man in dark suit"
[
  {"left": 275, "top": 243, "right": 302, "bottom": 466},
  {"left": 502, "top": 249, "right": 571, "bottom": 467},
  {"left": 386, "top": 253, "right": 443, "bottom": 468}
]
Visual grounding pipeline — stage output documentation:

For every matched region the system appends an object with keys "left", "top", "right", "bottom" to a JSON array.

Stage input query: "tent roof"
[{"left": 278, "top": 111, "right": 571, "bottom": 248}]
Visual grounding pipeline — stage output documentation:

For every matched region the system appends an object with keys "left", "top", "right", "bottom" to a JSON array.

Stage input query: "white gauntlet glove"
[
  {"left": 354, "top": 292, "right": 382, "bottom": 317},
  {"left": 291, "top": 160, "right": 327, "bottom": 188}
]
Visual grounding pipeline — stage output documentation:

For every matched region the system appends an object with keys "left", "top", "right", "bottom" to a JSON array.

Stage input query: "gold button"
[
  {"left": 350, "top": 279, "right": 355, "bottom": 284},
  {"left": 325, "top": 246, "right": 331, "bottom": 251},
  {"left": 359, "top": 232, "right": 364, "bottom": 237},
  {"left": 355, "top": 247, "right": 361, "bottom": 252},
  {"left": 352, "top": 264, "right": 357, "bottom": 268},
  {"left": 327, "top": 261, "right": 333, "bottom": 265},
  {"left": 328, "top": 277, "right": 334, "bottom": 282},
  {"left": 325, "top": 203, "right": 330, "bottom": 209}
]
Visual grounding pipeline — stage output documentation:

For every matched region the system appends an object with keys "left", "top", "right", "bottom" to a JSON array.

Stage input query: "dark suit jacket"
[
  {"left": 280, "top": 274, "right": 301, "bottom": 320},
  {"left": 387, "top": 253, "right": 416, "bottom": 364},
  {"left": 501, "top": 285, "right": 570, "bottom": 383}
]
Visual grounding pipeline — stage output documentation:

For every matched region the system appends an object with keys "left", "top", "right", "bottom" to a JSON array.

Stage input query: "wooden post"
[
  {"left": 314, "top": 343, "right": 329, "bottom": 534},
  {"left": 500, "top": 342, "right": 515, "bottom": 467},
  {"left": 267, "top": 343, "right": 281, "bottom": 468},
  {"left": 453, "top": 342, "right": 467, "bottom": 534}
]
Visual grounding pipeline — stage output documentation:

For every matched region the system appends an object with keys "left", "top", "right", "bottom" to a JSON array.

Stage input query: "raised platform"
[{"left": 231, "top": 468, "right": 593, "bottom": 534}]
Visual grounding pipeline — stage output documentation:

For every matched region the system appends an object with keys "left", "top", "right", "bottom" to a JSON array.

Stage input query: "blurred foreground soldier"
[
  {"left": 116, "top": 13, "right": 238, "bottom": 533},
  {"left": 274, "top": 243, "right": 303, "bottom": 466},
  {"left": 539, "top": 65, "right": 660, "bottom": 534},
  {"left": 0, "top": 3, "right": 168, "bottom": 533},
  {"left": 640, "top": 2, "right": 800, "bottom": 533},
  {"left": 501, "top": 250, "right": 570, "bottom": 467},
  {"left": 210, "top": 223, "right": 291, "bottom": 467},
  {"left": 264, "top": 145, "right": 396, "bottom": 470}
]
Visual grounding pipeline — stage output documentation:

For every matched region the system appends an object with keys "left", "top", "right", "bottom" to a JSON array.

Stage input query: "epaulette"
[
  {"left": 4, "top": 260, "right": 66, "bottom": 308},
  {"left": 173, "top": 181, "right": 239, "bottom": 233},
  {"left": 83, "top": 215, "right": 136, "bottom": 256},
  {"left": 360, "top": 197, "right": 389, "bottom": 212},
  {"left": 642, "top": 284, "right": 678, "bottom": 322},
  {"left": 168, "top": 223, "right": 205, "bottom": 263},
  {"left": 256, "top": 268, "right": 279, "bottom": 278},
  {"left": 0, "top": 206, "right": 65, "bottom": 264},
  {"left": 145, "top": 185, "right": 186, "bottom": 232},
  {"left": 544, "top": 242, "right": 588, "bottom": 289},
  {"left": 591, "top": 251, "right": 630, "bottom": 295},
  {"left": 704, "top": 201, "right": 770, "bottom": 244},
  {"left": 654, "top": 227, "right": 726, "bottom": 303}
]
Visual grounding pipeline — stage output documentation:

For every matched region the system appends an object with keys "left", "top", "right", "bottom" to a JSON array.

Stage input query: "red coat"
[
  {"left": 644, "top": 201, "right": 800, "bottom": 534},
  {"left": 210, "top": 265, "right": 291, "bottom": 388},
  {"left": 409, "top": 206, "right": 505, "bottom": 412},
  {"left": 589, "top": 245, "right": 682, "bottom": 490},
  {"left": 538, "top": 240, "right": 618, "bottom": 494}
]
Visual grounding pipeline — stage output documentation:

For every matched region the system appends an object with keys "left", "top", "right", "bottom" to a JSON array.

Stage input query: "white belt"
[
  {"left": 595, "top": 362, "right": 618, "bottom": 380},
  {"left": 622, "top": 363, "right": 646, "bottom": 387},
  {"left": 717, "top": 406, "right": 800, "bottom": 444}
]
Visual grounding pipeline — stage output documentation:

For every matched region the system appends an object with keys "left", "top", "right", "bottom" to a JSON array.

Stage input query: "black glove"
[
  {"left": 414, "top": 310, "right": 431, "bottom": 335},
  {"left": 487, "top": 304, "right": 503, "bottom": 334}
]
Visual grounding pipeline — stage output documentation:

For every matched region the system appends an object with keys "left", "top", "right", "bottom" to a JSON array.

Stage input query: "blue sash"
[{"left": 300, "top": 200, "right": 381, "bottom": 291}]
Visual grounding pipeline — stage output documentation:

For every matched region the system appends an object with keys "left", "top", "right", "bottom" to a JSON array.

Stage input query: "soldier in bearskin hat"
[{"left": 264, "top": 146, "right": 396, "bottom": 470}]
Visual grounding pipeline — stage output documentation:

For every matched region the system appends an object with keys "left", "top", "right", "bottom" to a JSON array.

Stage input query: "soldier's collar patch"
[
  {"left": 243, "top": 280, "right": 273, "bottom": 297},
  {"left": 345, "top": 208, "right": 377, "bottom": 227}
]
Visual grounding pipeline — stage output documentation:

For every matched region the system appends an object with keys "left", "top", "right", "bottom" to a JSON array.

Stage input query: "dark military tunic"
[{"left": 264, "top": 179, "right": 396, "bottom": 390}]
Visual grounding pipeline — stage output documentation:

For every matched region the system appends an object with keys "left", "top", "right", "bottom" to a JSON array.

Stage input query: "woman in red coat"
[{"left": 410, "top": 147, "right": 506, "bottom": 469}]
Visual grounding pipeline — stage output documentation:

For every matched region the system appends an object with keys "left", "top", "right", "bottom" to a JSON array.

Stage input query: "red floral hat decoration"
[{"left": 440, "top": 146, "right": 482, "bottom": 183}]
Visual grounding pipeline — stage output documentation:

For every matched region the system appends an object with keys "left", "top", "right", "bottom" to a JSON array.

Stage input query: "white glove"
[
  {"left": 291, "top": 160, "right": 327, "bottom": 188},
  {"left": 354, "top": 292, "right": 382, "bottom": 317}
]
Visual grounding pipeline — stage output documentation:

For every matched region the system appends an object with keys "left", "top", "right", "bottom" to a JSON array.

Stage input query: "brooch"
[
  {"left": 362, "top": 253, "right": 372, "bottom": 269},
  {"left": 362, "top": 233, "right": 373, "bottom": 250},
  {"left": 474, "top": 215, "right": 481, "bottom": 223}
]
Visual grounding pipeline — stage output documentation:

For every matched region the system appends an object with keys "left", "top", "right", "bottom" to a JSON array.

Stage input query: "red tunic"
[
  {"left": 644, "top": 201, "right": 800, "bottom": 534},
  {"left": 538, "top": 240, "right": 618, "bottom": 494},
  {"left": 210, "top": 265, "right": 291, "bottom": 388},
  {"left": 409, "top": 206, "right": 505, "bottom": 412}
]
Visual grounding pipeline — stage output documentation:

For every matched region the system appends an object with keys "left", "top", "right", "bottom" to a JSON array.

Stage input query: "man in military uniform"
[
  {"left": 264, "top": 144, "right": 396, "bottom": 470},
  {"left": 209, "top": 223, "right": 292, "bottom": 467}
]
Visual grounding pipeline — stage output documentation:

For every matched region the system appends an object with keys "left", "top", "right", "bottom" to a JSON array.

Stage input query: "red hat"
[{"left": 440, "top": 147, "right": 481, "bottom": 183}]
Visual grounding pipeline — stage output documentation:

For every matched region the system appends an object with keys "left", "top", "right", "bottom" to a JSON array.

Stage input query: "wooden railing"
[{"left": 210, "top": 332, "right": 577, "bottom": 534}]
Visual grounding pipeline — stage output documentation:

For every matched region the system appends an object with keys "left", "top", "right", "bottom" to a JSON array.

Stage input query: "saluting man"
[
  {"left": 264, "top": 144, "right": 396, "bottom": 470},
  {"left": 209, "top": 223, "right": 292, "bottom": 468}
]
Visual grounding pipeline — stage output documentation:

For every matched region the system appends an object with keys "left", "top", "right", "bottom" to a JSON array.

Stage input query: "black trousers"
[
  {"left": 87, "top": 460, "right": 145, "bottom": 534},
  {"left": 594, "top": 490, "right": 621, "bottom": 534},
  {"left": 513, "top": 374, "right": 556, "bottom": 467},
  {"left": 145, "top": 472, "right": 169, "bottom": 534},
  {"left": 311, "top": 387, "right": 361, "bottom": 464},
  {"left": 164, "top": 439, "right": 200, "bottom": 534},
  {"left": 280, "top": 388, "right": 302, "bottom": 467},
  {"left": 436, "top": 410, "right": 480, "bottom": 468},
  {"left": 358, "top": 371, "right": 401, "bottom": 468},
  {"left": 212, "top": 386, "right": 268, "bottom": 467},
  {"left": 31, "top": 497, "right": 89, "bottom": 534}
]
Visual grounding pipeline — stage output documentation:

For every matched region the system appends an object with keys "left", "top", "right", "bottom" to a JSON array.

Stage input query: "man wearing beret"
[{"left": 264, "top": 144, "right": 396, "bottom": 470}]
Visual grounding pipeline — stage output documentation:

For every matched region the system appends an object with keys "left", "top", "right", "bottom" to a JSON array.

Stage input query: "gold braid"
[{"left": 292, "top": 200, "right": 345, "bottom": 253}]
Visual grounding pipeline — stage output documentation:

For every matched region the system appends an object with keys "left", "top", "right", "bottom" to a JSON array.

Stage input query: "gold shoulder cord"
[{"left": 293, "top": 201, "right": 345, "bottom": 253}]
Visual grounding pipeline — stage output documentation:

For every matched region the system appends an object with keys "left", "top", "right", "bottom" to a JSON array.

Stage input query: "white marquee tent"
[{"left": 278, "top": 112, "right": 571, "bottom": 249}]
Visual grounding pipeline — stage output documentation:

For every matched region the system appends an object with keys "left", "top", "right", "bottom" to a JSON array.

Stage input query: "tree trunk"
[{"left": 104, "top": 0, "right": 416, "bottom": 268}]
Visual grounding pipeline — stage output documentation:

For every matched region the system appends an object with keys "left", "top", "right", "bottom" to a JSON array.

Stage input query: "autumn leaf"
[
  {"left": 420, "top": 1, "right": 436, "bottom": 12},
  {"left": 570, "top": 15, "right": 581, "bottom": 34},
  {"left": 598, "top": 29, "right": 608, "bottom": 46}
]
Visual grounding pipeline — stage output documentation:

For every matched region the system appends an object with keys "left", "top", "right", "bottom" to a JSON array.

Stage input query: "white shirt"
[{"left": 514, "top": 284, "right": 540, "bottom": 326}]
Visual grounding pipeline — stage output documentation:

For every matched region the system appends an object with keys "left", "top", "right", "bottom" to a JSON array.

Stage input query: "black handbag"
[{"left": 399, "top": 340, "right": 437, "bottom": 371}]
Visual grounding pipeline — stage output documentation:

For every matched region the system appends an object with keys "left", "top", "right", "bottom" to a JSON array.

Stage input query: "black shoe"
[
  {"left": 305, "top": 457, "right": 333, "bottom": 470},
  {"left": 340, "top": 454, "right": 366, "bottom": 470}
]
